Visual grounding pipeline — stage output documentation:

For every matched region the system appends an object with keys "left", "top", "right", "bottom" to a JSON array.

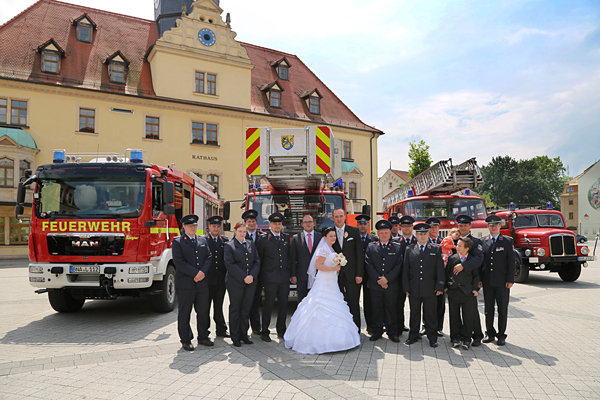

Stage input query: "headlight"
[
  {"left": 537, "top": 248, "right": 546, "bottom": 257},
  {"left": 29, "top": 265, "right": 44, "bottom": 274},
  {"left": 129, "top": 266, "right": 149, "bottom": 274},
  {"left": 581, "top": 247, "right": 589, "bottom": 255},
  {"left": 524, "top": 249, "right": 532, "bottom": 256}
]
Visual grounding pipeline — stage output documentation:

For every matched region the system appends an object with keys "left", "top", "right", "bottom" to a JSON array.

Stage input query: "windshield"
[
  {"left": 537, "top": 213, "right": 564, "bottom": 228},
  {"left": 513, "top": 214, "right": 537, "bottom": 228},
  {"left": 402, "top": 198, "right": 487, "bottom": 220},
  {"left": 247, "top": 193, "right": 345, "bottom": 234},
  {"left": 35, "top": 164, "right": 146, "bottom": 219}
]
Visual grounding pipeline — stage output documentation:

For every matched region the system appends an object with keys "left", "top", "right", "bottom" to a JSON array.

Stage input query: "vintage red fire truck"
[
  {"left": 493, "top": 205, "right": 594, "bottom": 283},
  {"left": 16, "top": 149, "right": 219, "bottom": 313},
  {"left": 382, "top": 158, "right": 488, "bottom": 238}
]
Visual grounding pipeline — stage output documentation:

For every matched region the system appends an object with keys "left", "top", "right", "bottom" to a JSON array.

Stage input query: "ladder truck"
[{"left": 383, "top": 158, "right": 488, "bottom": 238}]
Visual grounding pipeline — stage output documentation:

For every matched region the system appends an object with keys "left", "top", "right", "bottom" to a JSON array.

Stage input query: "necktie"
[
  {"left": 420, "top": 245, "right": 424, "bottom": 255},
  {"left": 338, "top": 229, "right": 343, "bottom": 248},
  {"left": 307, "top": 233, "right": 312, "bottom": 253},
  {"left": 362, "top": 236, "right": 366, "bottom": 243}
]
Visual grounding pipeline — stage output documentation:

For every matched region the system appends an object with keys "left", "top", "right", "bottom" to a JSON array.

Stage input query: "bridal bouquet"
[{"left": 333, "top": 253, "right": 347, "bottom": 275}]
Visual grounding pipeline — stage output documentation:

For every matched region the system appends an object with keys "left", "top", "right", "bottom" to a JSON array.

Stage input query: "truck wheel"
[
  {"left": 150, "top": 264, "right": 177, "bottom": 312},
  {"left": 514, "top": 258, "right": 529, "bottom": 283},
  {"left": 48, "top": 290, "right": 85, "bottom": 313},
  {"left": 558, "top": 263, "right": 581, "bottom": 282}
]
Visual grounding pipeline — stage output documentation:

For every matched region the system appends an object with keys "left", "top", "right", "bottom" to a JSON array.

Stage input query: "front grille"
[
  {"left": 518, "top": 238, "right": 541, "bottom": 246},
  {"left": 47, "top": 233, "right": 125, "bottom": 256},
  {"left": 549, "top": 234, "right": 576, "bottom": 256}
]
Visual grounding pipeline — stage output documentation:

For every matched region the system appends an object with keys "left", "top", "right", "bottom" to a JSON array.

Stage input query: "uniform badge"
[
  {"left": 281, "top": 135, "right": 294, "bottom": 150},
  {"left": 478, "top": 244, "right": 483, "bottom": 251}
]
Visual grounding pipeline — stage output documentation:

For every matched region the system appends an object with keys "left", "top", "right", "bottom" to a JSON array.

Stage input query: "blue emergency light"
[
  {"left": 333, "top": 178, "right": 343, "bottom": 188},
  {"left": 408, "top": 189, "right": 414, "bottom": 197},
  {"left": 465, "top": 189, "right": 471, "bottom": 195},
  {"left": 53, "top": 150, "right": 66, "bottom": 163},
  {"left": 509, "top": 202, "right": 516, "bottom": 211},
  {"left": 547, "top": 202, "right": 552, "bottom": 209},
  {"left": 130, "top": 150, "right": 144, "bottom": 163}
]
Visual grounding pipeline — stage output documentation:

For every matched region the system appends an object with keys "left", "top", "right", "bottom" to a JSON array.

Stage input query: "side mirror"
[
  {"left": 223, "top": 221, "right": 231, "bottom": 231},
  {"left": 15, "top": 204, "right": 24, "bottom": 219},
  {"left": 163, "top": 204, "right": 175, "bottom": 216},
  {"left": 23, "top": 169, "right": 33, "bottom": 180},
  {"left": 362, "top": 204, "right": 371, "bottom": 217},
  {"left": 509, "top": 212, "right": 517, "bottom": 220},
  {"left": 162, "top": 181, "right": 174, "bottom": 205},
  {"left": 16, "top": 182, "right": 26, "bottom": 205},
  {"left": 223, "top": 201, "right": 230, "bottom": 220},
  {"left": 318, "top": 202, "right": 325, "bottom": 214}
]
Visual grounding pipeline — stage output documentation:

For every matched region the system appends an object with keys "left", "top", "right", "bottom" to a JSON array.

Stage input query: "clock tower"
[{"left": 154, "top": 0, "right": 220, "bottom": 36}]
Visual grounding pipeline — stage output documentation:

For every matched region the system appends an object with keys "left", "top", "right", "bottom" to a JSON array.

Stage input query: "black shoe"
[
  {"left": 472, "top": 340, "right": 482, "bottom": 347},
  {"left": 252, "top": 329, "right": 261, "bottom": 335},
  {"left": 217, "top": 332, "right": 230, "bottom": 338},
  {"left": 369, "top": 333, "right": 382, "bottom": 341},
  {"left": 261, "top": 334, "right": 272, "bottom": 342},
  {"left": 451, "top": 340, "right": 460, "bottom": 348},
  {"left": 419, "top": 326, "right": 426, "bottom": 336},
  {"left": 461, "top": 341, "right": 470, "bottom": 350},
  {"left": 405, "top": 338, "right": 417, "bottom": 345},
  {"left": 389, "top": 335, "right": 400, "bottom": 343},
  {"left": 497, "top": 338, "right": 506, "bottom": 346},
  {"left": 181, "top": 342, "right": 194, "bottom": 351},
  {"left": 198, "top": 338, "right": 214, "bottom": 347},
  {"left": 437, "top": 330, "right": 444, "bottom": 337},
  {"left": 242, "top": 337, "right": 253, "bottom": 345},
  {"left": 232, "top": 341, "right": 241, "bottom": 347},
  {"left": 367, "top": 327, "right": 373, "bottom": 334},
  {"left": 403, "top": 326, "right": 409, "bottom": 332},
  {"left": 277, "top": 332, "right": 285, "bottom": 339},
  {"left": 429, "top": 341, "right": 438, "bottom": 348},
  {"left": 482, "top": 335, "right": 495, "bottom": 343}
]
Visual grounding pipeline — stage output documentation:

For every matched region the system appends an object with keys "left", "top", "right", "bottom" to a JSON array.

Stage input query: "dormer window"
[
  {"left": 260, "top": 82, "right": 284, "bottom": 109},
  {"left": 106, "top": 51, "right": 129, "bottom": 85},
  {"left": 38, "top": 39, "right": 65, "bottom": 75},
  {"left": 270, "top": 57, "right": 291, "bottom": 81},
  {"left": 278, "top": 64, "right": 288, "bottom": 81},
  {"left": 300, "top": 89, "right": 323, "bottom": 115},
  {"left": 74, "top": 14, "right": 96, "bottom": 44}
]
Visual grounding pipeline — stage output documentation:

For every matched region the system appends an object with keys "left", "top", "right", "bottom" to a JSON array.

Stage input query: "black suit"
[
  {"left": 256, "top": 231, "right": 292, "bottom": 335},
  {"left": 394, "top": 235, "right": 416, "bottom": 331},
  {"left": 481, "top": 234, "right": 515, "bottom": 340},
  {"left": 403, "top": 243, "right": 445, "bottom": 342},
  {"left": 360, "top": 233, "right": 377, "bottom": 330},
  {"left": 445, "top": 253, "right": 479, "bottom": 342},
  {"left": 205, "top": 234, "right": 229, "bottom": 336},
  {"left": 365, "top": 240, "right": 403, "bottom": 336},
  {"left": 332, "top": 225, "right": 365, "bottom": 329},
  {"left": 290, "top": 230, "right": 322, "bottom": 302},
  {"left": 247, "top": 230, "right": 264, "bottom": 332},
  {"left": 173, "top": 234, "right": 212, "bottom": 342},
  {"left": 428, "top": 236, "right": 444, "bottom": 331},
  {"left": 224, "top": 239, "right": 260, "bottom": 343},
  {"left": 458, "top": 233, "right": 485, "bottom": 341}
]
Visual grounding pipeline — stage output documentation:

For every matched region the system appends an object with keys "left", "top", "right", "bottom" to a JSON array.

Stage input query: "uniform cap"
[
  {"left": 268, "top": 212, "right": 284, "bottom": 222},
  {"left": 400, "top": 215, "right": 415, "bottom": 225},
  {"left": 207, "top": 215, "right": 224, "bottom": 225},
  {"left": 242, "top": 209, "right": 258, "bottom": 220},
  {"left": 456, "top": 214, "right": 474, "bottom": 224},
  {"left": 485, "top": 214, "right": 502, "bottom": 225},
  {"left": 181, "top": 214, "right": 199, "bottom": 225},
  {"left": 355, "top": 214, "right": 371, "bottom": 224},
  {"left": 414, "top": 223, "right": 431, "bottom": 233},
  {"left": 375, "top": 219, "right": 393, "bottom": 230},
  {"left": 426, "top": 217, "right": 441, "bottom": 226},
  {"left": 387, "top": 216, "right": 400, "bottom": 225}
]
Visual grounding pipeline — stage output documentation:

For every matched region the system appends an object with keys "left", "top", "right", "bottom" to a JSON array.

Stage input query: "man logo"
[{"left": 281, "top": 135, "right": 294, "bottom": 150}]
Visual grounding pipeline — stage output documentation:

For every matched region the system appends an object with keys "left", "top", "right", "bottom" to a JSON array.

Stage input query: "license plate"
[
  {"left": 578, "top": 256, "right": 594, "bottom": 261},
  {"left": 70, "top": 266, "right": 100, "bottom": 273},
  {"left": 289, "top": 291, "right": 298, "bottom": 297}
]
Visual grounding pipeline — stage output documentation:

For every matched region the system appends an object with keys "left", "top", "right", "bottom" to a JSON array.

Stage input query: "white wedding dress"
[{"left": 284, "top": 244, "right": 361, "bottom": 354}]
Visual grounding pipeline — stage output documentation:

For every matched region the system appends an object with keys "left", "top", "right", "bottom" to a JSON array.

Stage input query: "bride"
[{"left": 284, "top": 227, "right": 361, "bottom": 354}]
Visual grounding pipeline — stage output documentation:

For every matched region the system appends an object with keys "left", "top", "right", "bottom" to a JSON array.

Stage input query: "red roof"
[
  {"left": 391, "top": 169, "right": 409, "bottom": 181},
  {"left": 0, "top": 0, "right": 381, "bottom": 133}
]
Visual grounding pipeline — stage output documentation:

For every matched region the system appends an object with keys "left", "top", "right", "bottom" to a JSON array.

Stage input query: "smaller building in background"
[
  {"left": 561, "top": 160, "right": 600, "bottom": 237},
  {"left": 377, "top": 167, "right": 409, "bottom": 215}
]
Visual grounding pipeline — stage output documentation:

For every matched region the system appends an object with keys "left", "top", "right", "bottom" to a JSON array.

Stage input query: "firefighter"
[
  {"left": 356, "top": 214, "right": 377, "bottom": 333},
  {"left": 205, "top": 215, "right": 230, "bottom": 338},
  {"left": 480, "top": 214, "right": 515, "bottom": 346},
  {"left": 389, "top": 215, "right": 402, "bottom": 241},
  {"left": 243, "top": 209, "right": 264, "bottom": 334},
  {"left": 427, "top": 217, "right": 442, "bottom": 245},
  {"left": 426, "top": 216, "right": 445, "bottom": 338},
  {"left": 173, "top": 214, "right": 213, "bottom": 351},
  {"left": 396, "top": 214, "right": 416, "bottom": 333}
]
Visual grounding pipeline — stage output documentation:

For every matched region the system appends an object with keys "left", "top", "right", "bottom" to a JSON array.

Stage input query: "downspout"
[{"left": 370, "top": 131, "right": 376, "bottom": 221}]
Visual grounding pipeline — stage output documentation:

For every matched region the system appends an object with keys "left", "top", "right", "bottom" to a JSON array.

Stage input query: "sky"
[{"left": 1, "top": 0, "right": 599, "bottom": 177}]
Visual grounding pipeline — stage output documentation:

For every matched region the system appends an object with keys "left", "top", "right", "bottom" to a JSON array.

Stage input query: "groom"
[{"left": 332, "top": 208, "right": 364, "bottom": 330}]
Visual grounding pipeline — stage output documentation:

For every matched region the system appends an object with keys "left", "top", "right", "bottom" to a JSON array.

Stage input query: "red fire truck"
[
  {"left": 493, "top": 205, "right": 594, "bottom": 283},
  {"left": 382, "top": 158, "right": 488, "bottom": 238},
  {"left": 16, "top": 149, "right": 219, "bottom": 313}
]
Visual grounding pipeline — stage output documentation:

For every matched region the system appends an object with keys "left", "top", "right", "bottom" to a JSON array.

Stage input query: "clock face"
[
  {"left": 198, "top": 28, "right": 216, "bottom": 47},
  {"left": 154, "top": 0, "right": 160, "bottom": 9}
]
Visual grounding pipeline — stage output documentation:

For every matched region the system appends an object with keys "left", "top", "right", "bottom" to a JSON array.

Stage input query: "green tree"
[{"left": 408, "top": 140, "right": 433, "bottom": 179}]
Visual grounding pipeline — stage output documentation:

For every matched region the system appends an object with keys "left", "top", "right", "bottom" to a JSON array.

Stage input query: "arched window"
[
  {"left": 19, "top": 160, "right": 30, "bottom": 180},
  {"left": 207, "top": 174, "right": 219, "bottom": 197}
]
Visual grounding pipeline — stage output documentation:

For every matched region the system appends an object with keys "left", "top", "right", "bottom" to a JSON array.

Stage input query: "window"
[
  {"left": 207, "top": 74, "right": 216, "bottom": 95},
  {"left": 145, "top": 116, "right": 159, "bottom": 140},
  {"left": 349, "top": 182, "right": 357, "bottom": 199},
  {"left": 10, "top": 217, "right": 29, "bottom": 244},
  {"left": 79, "top": 108, "right": 95, "bottom": 133},
  {"left": 569, "top": 198, "right": 573, "bottom": 205},
  {"left": 206, "top": 124, "right": 218, "bottom": 145},
  {"left": 343, "top": 141, "right": 352, "bottom": 159},
  {"left": 192, "top": 122, "right": 203, "bottom": 144},
  {"left": 77, "top": 23, "right": 93, "bottom": 43},
  {"left": 309, "top": 97, "right": 320, "bottom": 114},
  {"left": 42, "top": 51, "right": 60, "bottom": 74},
  {"left": 11, "top": 100, "right": 27, "bottom": 125},
  {"left": 0, "top": 158, "right": 14, "bottom": 187},
  {"left": 569, "top": 212, "right": 574, "bottom": 219},
  {"left": 19, "top": 160, "right": 30, "bottom": 181},
  {"left": 195, "top": 72, "right": 204, "bottom": 93},
  {"left": 270, "top": 90, "right": 281, "bottom": 108},
  {"left": 278, "top": 65, "right": 288, "bottom": 80},
  {"left": 0, "top": 217, "right": 4, "bottom": 244},
  {"left": 389, "top": 182, "right": 393, "bottom": 189},
  {"left": 0, "top": 99, "right": 6, "bottom": 124},
  {"left": 109, "top": 63, "right": 126, "bottom": 84},
  {"left": 207, "top": 174, "right": 219, "bottom": 197}
]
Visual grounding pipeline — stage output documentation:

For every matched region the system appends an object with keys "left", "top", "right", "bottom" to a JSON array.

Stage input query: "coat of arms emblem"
[{"left": 281, "top": 135, "right": 294, "bottom": 150}]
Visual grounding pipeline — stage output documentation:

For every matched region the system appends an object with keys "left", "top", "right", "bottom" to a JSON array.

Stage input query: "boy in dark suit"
[{"left": 290, "top": 214, "right": 322, "bottom": 302}]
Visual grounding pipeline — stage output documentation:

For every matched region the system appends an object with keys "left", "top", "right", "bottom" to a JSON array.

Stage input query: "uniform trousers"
[
  {"left": 261, "top": 282, "right": 289, "bottom": 335},
  {"left": 296, "top": 280, "right": 309, "bottom": 303},
  {"left": 396, "top": 292, "right": 407, "bottom": 329},
  {"left": 177, "top": 281, "right": 210, "bottom": 342},
  {"left": 483, "top": 285, "right": 510, "bottom": 339},
  {"left": 371, "top": 289, "right": 398, "bottom": 336},
  {"left": 422, "top": 293, "right": 446, "bottom": 332},
  {"left": 409, "top": 295, "right": 438, "bottom": 342},
  {"left": 249, "top": 279, "right": 263, "bottom": 332},
  {"left": 448, "top": 290, "right": 474, "bottom": 342},
  {"left": 338, "top": 271, "right": 362, "bottom": 329},
  {"left": 363, "top": 279, "right": 374, "bottom": 330},
  {"left": 208, "top": 284, "right": 227, "bottom": 335},
  {"left": 226, "top": 282, "right": 257, "bottom": 343}
]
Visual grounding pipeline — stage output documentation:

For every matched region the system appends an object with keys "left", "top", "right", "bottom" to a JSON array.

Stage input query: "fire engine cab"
[{"left": 16, "top": 149, "right": 219, "bottom": 313}]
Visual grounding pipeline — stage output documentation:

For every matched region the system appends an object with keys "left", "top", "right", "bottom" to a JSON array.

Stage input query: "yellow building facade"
[{"left": 0, "top": 0, "right": 382, "bottom": 257}]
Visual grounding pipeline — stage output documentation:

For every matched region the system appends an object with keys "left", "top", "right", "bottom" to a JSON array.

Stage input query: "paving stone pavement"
[{"left": 1, "top": 257, "right": 600, "bottom": 399}]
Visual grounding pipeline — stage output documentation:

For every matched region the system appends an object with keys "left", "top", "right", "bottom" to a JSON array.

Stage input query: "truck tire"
[
  {"left": 150, "top": 264, "right": 177, "bottom": 312},
  {"left": 514, "top": 257, "right": 529, "bottom": 283},
  {"left": 48, "top": 290, "right": 85, "bottom": 313},
  {"left": 558, "top": 263, "right": 581, "bottom": 282}
]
